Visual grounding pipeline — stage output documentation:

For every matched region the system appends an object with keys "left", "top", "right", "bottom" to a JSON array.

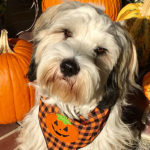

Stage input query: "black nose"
[{"left": 60, "top": 59, "right": 80, "bottom": 77}]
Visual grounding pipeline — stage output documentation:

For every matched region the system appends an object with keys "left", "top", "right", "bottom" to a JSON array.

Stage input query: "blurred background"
[
  {"left": 0, "top": 0, "right": 137, "bottom": 37},
  {"left": 0, "top": 0, "right": 41, "bottom": 37}
]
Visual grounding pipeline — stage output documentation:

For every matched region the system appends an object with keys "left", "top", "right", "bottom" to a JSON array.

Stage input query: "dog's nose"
[{"left": 60, "top": 59, "right": 80, "bottom": 77}]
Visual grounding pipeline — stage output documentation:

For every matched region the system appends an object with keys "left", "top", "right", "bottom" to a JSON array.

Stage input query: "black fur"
[
  {"left": 98, "top": 66, "right": 120, "bottom": 110},
  {"left": 27, "top": 40, "right": 40, "bottom": 82},
  {"left": 98, "top": 66, "right": 148, "bottom": 131},
  {"left": 27, "top": 57, "right": 37, "bottom": 82},
  {"left": 98, "top": 47, "right": 124, "bottom": 110},
  {"left": 122, "top": 91, "right": 148, "bottom": 128}
]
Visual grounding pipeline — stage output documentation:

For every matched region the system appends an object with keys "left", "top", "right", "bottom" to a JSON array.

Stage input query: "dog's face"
[{"left": 28, "top": 2, "right": 138, "bottom": 107}]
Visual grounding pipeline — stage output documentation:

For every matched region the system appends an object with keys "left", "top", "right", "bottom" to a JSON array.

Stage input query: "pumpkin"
[
  {"left": 0, "top": 29, "right": 35, "bottom": 124},
  {"left": 142, "top": 72, "right": 150, "bottom": 101},
  {"left": 41, "top": 0, "right": 122, "bottom": 21},
  {"left": 117, "top": 0, "right": 150, "bottom": 70},
  {"left": 45, "top": 113, "right": 78, "bottom": 142}
]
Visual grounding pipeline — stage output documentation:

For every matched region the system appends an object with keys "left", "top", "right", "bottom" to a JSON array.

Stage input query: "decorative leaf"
[{"left": 57, "top": 114, "right": 71, "bottom": 125}]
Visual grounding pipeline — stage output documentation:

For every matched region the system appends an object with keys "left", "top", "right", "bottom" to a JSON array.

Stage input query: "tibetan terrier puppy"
[{"left": 16, "top": 2, "right": 145, "bottom": 150}]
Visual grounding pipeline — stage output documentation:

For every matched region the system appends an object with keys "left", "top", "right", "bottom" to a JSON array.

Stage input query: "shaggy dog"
[{"left": 16, "top": 2, "right": 144, "bottom": 150}]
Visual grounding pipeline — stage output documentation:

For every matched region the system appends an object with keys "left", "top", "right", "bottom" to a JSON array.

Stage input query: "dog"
[{"left": 16, "top": 2, "right": 145, "bottom": 150}]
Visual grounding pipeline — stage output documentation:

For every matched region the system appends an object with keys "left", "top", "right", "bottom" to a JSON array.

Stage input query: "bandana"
[{"left": 38, "top": 97, "right": 110, "bottom": 150}]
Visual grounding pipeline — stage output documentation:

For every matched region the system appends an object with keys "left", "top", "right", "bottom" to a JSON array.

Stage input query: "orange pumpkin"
[
  {"left": 41, "top": 0, "right": 122, "bottom": 21},
  {"left": 45, "top": 113, "right": 78, "bottom": 142},
  {"left": 142, "top": 72, "right": 150, "bottom": 101},
  {"left": 0, "top": 29, "right": 35, "bottom": 124}
]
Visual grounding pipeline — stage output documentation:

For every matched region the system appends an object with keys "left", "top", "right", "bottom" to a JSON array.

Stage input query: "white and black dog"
[{"left": 16, "top": 2, "right": 147, "bottom": 150}]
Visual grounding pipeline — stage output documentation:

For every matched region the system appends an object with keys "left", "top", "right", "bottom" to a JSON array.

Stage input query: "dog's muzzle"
[{"left": 60, "top": 58, "right": 80, "bottom": 77}]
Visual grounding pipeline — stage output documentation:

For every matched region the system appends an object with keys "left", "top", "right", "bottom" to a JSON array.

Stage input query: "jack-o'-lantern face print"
[
  {"left": 52, "top": 120, "right": 69, "bottom": 137},
  {"left": 45, "top": 113, "right": 79, "bottom": 142}
]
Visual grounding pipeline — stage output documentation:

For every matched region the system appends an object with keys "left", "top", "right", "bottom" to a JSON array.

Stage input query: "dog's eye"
[
  {"left": 94, "top": 47, "right": 107, "bottom": 55},
  {"left": 63, "top": 29, "right": 72, "bottom": 39}
]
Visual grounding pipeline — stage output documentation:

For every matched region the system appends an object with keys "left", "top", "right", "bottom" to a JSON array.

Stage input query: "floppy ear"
[
  {"left": 99, "top": 24, "right": 139, "bottom": 110},
  {"left": 115, "top": 30, "right": 138, "bottom": 91},
  {"left": 27, "top": 56, "right": 37, "bottom": 81}
]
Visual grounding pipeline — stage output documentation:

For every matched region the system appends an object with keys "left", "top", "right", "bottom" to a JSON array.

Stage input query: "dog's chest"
[{"left": 38, "top": 99, "right": 109, "bottom": 150}]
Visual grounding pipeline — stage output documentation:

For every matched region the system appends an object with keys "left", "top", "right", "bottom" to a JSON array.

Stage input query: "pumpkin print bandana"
[{"left": 39, "top": 97, "right": 110, "bottom": 150}]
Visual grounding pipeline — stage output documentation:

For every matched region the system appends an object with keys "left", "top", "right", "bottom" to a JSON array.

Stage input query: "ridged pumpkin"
[
  {"left": 41, "top": 0, "right": 122, "bottom": 21},
  {"left": 142, "top": 72, "right": 150, "bottom": 101},
  {"left": 0, "top": 29, "right": 35, "bottom": 124},
  {"left": 117, "top": 0, "right": 150, "bottom": 70}
]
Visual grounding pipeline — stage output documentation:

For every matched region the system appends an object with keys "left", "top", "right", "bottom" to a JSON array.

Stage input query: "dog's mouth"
[
  {"left": 52, "top": 124, "right": 69, "bottom": 137},
  {"left": 61, "top": 76, "right": 77, "bottom": 89},
  {"left": 38, "top": 62, "right": 94, "bottom": 104}
]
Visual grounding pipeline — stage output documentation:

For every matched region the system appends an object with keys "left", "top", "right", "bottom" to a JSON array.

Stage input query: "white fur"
[{"left": 16, "top": 2, "right": 141, "bottom": 150}]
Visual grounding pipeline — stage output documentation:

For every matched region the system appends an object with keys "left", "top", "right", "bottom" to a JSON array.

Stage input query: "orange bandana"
[{"left": 39, "top": 98, "right": 109, "bottom": 150}]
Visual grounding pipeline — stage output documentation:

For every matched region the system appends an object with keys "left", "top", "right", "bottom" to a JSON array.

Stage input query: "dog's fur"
[{"left": 16, "top": 2, "right": 145, "bottom": 150}]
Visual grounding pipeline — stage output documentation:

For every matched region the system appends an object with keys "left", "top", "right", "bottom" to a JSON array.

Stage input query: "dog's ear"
[
  {"left": 110, "top": 22, "right": 139, "bottom": 90},
  {"left": 27, "top": 56, "right": 37, "bottom": 82},
  {"left": 98, "top": 66, "right": 120, "bottom": 110},
  {"left": 99, "top": 24, "right": 139, "bottom": 110},
  {"left": 115, "top": 27, "right": 138, "bottom": 90}
]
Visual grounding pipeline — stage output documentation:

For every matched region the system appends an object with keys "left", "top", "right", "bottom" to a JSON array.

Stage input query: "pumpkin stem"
[
  {"left": 0, "top": 29, "right": 13, "bottom": 54},
  {"left": 57, "top": 114, "right": 71, "bottom": 125},
  {"left": 140, "top": 0, "right": 150, "bottom": 16}
]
